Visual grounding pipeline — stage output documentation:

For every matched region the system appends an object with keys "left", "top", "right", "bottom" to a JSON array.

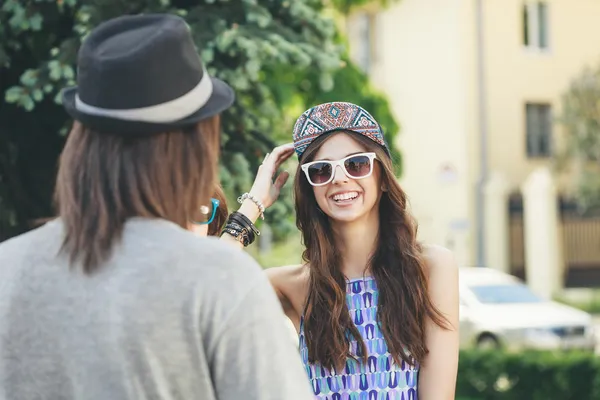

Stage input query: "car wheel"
[{"left": 477, "top": 334, "right": 500, "bottom": 350}]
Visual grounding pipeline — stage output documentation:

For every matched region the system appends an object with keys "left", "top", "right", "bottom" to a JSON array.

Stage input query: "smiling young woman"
[{"left": 266, "top": 102, "right": 460, "bottom": 400}]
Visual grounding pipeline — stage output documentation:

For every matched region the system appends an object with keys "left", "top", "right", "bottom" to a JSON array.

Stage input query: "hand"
[{"left": 248, "top": 143, "right": 295, "bottom": 209}]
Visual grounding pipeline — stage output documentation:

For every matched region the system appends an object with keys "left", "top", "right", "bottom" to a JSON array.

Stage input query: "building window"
[
  {"left": 354, "top": 12, "right": 375, "bottom": 73},
  {"left": 525, "top": 103, "right": 552, "bottom": 158},
  {"left": 523, "top": 2, "right": 549, "bottom": 50}
]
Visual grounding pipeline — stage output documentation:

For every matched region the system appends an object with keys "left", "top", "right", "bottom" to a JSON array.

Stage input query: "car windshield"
[{"left": 469, "top": 283, "right": 543, "bottom": 304}]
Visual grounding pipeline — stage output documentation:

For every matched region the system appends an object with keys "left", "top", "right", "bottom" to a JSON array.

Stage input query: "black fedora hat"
[{"left": 62, "top": 13, "right": 235, "bottom": 135}]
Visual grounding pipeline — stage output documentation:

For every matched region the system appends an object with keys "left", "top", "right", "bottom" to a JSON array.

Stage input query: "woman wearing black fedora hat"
[{"left": 0, "top": 13, "right": 312, "bottom": 400}]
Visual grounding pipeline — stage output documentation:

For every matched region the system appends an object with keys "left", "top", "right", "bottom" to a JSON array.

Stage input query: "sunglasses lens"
[
  {"left": 307, "top": 162, "right": 333, "bottom": 185},
  {"left": 344, "top": 155, "right": 372, "bottom": 178}
]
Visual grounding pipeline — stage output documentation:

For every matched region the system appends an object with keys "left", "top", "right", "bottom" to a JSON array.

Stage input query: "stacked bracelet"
[
  {"left": 220, "top": 211, "right": 260, "bottom": 247},
  {"left": 237, "top": 192, "right": 265, "bottom": 220}
]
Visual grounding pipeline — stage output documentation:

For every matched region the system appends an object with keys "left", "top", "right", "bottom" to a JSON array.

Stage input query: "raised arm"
[{"left": 219, "top": 143, "right": 294, "bottom": 247}]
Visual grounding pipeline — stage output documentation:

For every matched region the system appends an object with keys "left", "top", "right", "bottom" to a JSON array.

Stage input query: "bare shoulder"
[
  {"left": 265, "top": 264, "right": 309, "bottom": 290},
  {"left": 421, "top": 244, "right": 458, "bottom": 277},
  {"left": 265, "top": 264, "right": 310, "bottom": 325}
]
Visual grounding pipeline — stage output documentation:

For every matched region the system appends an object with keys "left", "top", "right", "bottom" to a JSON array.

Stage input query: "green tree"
[
  {"left": 0, "top": 0, "right": 399, "bottom": 241},
  {"left": 557, "top": 61, "right": 600, "bottom": 211}
]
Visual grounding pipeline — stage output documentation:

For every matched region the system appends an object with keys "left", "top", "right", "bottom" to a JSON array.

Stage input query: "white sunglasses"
[{"left": 300, "top": 152, "right": 377, "bottom": 187}]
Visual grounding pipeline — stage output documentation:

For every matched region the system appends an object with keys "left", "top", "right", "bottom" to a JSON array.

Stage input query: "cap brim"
[{"left": 62, "top": 77, "right": 235, "bottom": 135}]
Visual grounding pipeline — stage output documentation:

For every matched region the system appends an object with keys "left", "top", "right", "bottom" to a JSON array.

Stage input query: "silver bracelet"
[{"left": 237, "top": 192, "right": 265, "bottom": 220}]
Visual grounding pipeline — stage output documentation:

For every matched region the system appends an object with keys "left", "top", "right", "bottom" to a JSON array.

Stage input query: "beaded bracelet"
[{"left": 237, "top": 192, "right": 265, "bottom": 220}]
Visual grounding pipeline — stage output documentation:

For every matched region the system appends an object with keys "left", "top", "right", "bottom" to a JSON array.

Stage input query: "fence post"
[{"left": 521, "top": 167, "right": 562, "bottom": 298}]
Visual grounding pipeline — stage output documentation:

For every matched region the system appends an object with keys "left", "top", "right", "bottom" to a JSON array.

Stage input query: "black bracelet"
[
  {"left": 231, "top": 220, "right": 255, "bottom": 245},
  {"left": 229, "top": 212, "right": 260, "bottom": 237},
  {"left": 221, "top": 212, "right": 261, "bottom": 247},
  {"left": 221, "top": 222, "right": 252, "bottom": 247}
]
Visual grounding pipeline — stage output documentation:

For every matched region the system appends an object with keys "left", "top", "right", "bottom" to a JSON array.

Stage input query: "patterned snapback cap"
[{"left": 292, "top": 102, "right": 390, "bottom": 158}]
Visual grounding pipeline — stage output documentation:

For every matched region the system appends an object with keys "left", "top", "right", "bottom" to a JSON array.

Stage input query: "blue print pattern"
[{"left": 299, "top": 277, "right": 419, "bottom": 400}]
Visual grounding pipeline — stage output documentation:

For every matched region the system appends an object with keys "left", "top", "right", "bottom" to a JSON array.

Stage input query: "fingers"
[
  {"left": 271, "top": 145, "right": 295, "bottom": 168},
  {"left": 273, "top": 142, "right": 295, "bottom": 152},
  {"left": 274, "top": 171, "right": 290, "bottom": 190},
  {"left": 267, "top": 143, "right": 294, "bottom": 163},
  {"left": 260, "top": 143, "right": 295, "bottom": 174}
]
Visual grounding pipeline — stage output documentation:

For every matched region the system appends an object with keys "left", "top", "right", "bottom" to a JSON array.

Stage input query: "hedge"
[{"left": 456, "top": 349, "right": 600, "bottom": 399}]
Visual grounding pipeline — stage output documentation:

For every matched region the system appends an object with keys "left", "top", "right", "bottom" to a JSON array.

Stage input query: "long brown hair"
[
  {"left": 55, "top": 117, "right": 221, "bottom": 273},
  {"left": 295, "top": 131, "right": 449, "bottom": 370}
]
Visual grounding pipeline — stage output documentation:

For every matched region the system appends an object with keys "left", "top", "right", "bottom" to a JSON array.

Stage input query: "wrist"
[
  {"left": 237, "top": 199, "right": 261, "bottom": 224},
  {"left": 237, "top": 192, "right": 265, "bottom": 220},
  {"left": 247, "top": 191, "right": 266, "bottom": 207}
]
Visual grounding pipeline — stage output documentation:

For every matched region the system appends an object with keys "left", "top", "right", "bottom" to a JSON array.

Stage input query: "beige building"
[{"left": 344, "top": 0, "right": 600, "bottom": 295}]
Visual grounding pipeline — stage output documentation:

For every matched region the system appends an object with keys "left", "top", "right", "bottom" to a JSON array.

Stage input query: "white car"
[{"left": 459, "top": 267, "right": 596, "bottom": 351}]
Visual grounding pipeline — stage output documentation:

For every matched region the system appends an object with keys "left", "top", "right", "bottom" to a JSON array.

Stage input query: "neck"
[{"left": 330, "top": 210, "right": 380, "bottom": 280}]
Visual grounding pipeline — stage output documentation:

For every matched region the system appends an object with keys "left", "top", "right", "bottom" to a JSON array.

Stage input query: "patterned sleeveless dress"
[{"left": 299, "top": 276, "right": 419, "bottom": 400}]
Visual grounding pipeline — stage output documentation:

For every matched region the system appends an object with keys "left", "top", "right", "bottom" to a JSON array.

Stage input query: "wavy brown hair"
[
  {"left": 294, "top": 131, "right": 450, "bottom": 371},
  {"left": 55, "top": 117, "right": 221, "bottom": 273}
]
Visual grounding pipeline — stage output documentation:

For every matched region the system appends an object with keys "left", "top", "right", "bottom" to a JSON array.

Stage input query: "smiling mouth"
[{"left": 330, "top": 191, "right": 360, "bottom": 203}]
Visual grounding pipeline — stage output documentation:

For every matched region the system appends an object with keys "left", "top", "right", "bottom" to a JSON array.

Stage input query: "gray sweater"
[{"left": 0, "top": 218, "right": 312, "bottom": 400}]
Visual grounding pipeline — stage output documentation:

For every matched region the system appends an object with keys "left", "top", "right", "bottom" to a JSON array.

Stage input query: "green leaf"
[
  {"left": 62, "top": 65, "right": 75, "bottom": 80},
  {"left": 246, "top": 59, "right": 261, "bottom": 80},
  {"left": 29, "top": 13, "right": 43, "bottom": 31},
  {"left": 54, "top": 91, "right": 63, "bottom": 105},
  {"left": 2, "top": 0, "right": 18, "bottom": 12},
  {"left": 48, "top": 61, "right": 62, "bottom": 81},
  {"left": 319, "top": 72, "right": 334, "bottom": 91},
  {"left": 32, "top": 89, "right": 43, "bottom": 102},
  {"left": 4, "top": 86, "right": 24, "bottom": 103},
  {"left": 0, "top": 46, "right": 10, "bottom": 68},
  {"left": 247, "top": 7, "right": 272, "bottom": 28},
  {"left": 19, "top": 19, "right": 31, "bottom": 31},
  {"left": 19, "top": 69, "right": 38, "bottom": 86},
  {"left": 201, "top": 47, "right": 214, "bottom": 64},
  {"left": 21, "top": 95, "right": 35, "bottom": 111},
  {"left": 215, "top": 30, "right": 237, "bottom": 51}
]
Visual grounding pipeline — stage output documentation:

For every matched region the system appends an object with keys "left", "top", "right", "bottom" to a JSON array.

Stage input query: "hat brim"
[{"left": 62, "top": 77, "right": 235, "bottom": 135}]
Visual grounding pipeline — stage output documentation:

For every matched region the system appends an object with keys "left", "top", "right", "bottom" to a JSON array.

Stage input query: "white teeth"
[{"left": 332, "top": 191, "right": 359, "bottom": 201}]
